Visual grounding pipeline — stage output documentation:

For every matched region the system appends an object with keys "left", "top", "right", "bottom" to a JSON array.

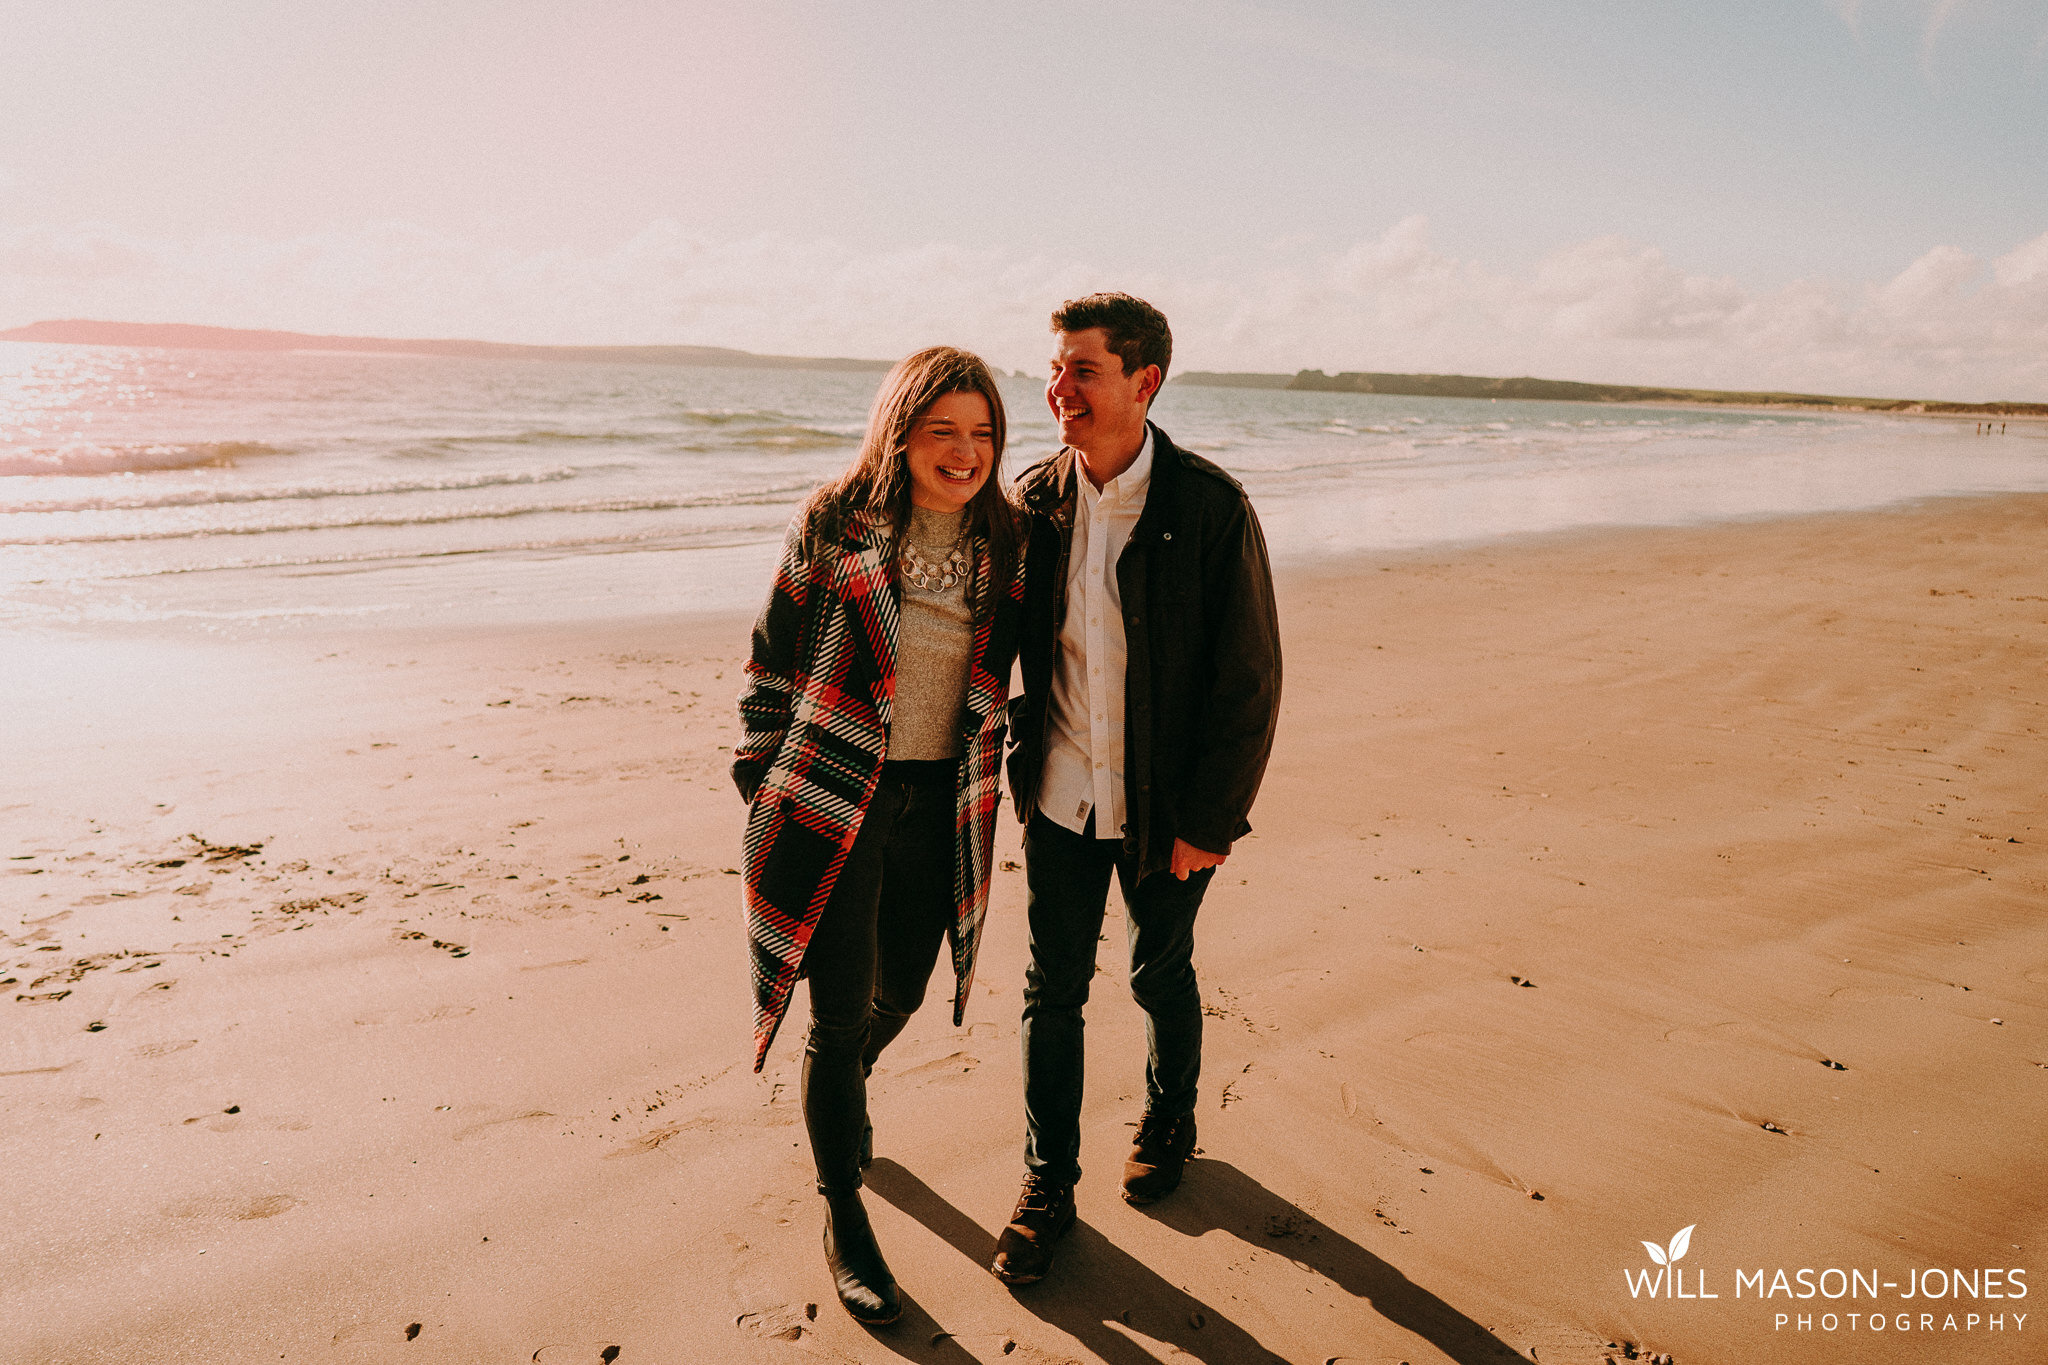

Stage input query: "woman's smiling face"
[{"left": 904, "top": 389, "right": 996, "bottom": 513}]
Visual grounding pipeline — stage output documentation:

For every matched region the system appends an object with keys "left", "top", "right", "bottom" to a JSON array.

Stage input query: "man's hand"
[{"left": 1171, "top": 837, "right": 1228, "bottom": 881}]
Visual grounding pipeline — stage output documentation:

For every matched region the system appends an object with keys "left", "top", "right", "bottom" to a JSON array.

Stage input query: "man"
[{"left": 991, "top": 293, "right": 1282, "bottom": 1284}]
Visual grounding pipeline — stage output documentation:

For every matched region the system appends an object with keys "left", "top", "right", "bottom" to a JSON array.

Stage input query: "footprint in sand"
[
  {"left": 127, "top": 980, "right": 178, "bottom": 1007},
  {"left": 1507, "top": 1320, "right": 1620, "bottom": 1363},
  {"left": 604, "top": 1118, "right": 712, "bottom": 1158},
  {"left": 453, "top": 1110, "right": 556, "bottom": 1142},
  {"left": 1266, "top": 1209, "right": 1318, "bottom": 1241},
  {"left": 748, "top": 1192, "right": 801, "bottom": 1226},
  {"left": 931, "top": 1331, "right": 1051, "bottom": 1358},
  {"left": 734, "top": 1305, "right": 811, "bottom": 1343},
  {"left": 530, "top": 1345, "right": 623, "bottom": 1362},
  {"left": 163, "top": 1193, "right": 301, "bottom": 1220},
  {"left": 1824, "top": 983, "right": 1920, "bottom": 1005},
  {"left": 181, "top": 835, "right": 265, "bottom": 864},
  {"left": 393, "top": 929, "right": 469, "bottom": 957},
  {"left": 890, "top": 1051, "right": 980, "bottom": 1078},
  {"left": 1662, "top": 1019, "right": 1827, "bottom": 1064},
  {"left": 331, "top": 1321, "right": 427, "bottom": 1347}
]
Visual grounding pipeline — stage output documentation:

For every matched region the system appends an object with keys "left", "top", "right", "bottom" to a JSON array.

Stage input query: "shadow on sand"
[
  {"left": 1137, "top": 1158, "right": 1530, "bottom": 1364},
  {"left": 865, "top": 1157, "right": 1527, "bottom": 1365}
]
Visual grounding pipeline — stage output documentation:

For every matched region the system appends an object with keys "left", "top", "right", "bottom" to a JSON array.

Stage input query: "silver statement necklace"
[{"left": 900, "top": 518, "right": 972, "bottom": 591}]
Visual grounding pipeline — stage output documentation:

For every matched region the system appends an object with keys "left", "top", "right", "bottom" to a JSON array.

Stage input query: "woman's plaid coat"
[{"left": 733, "top": 512, "right": 1023, "bottom": 1073}]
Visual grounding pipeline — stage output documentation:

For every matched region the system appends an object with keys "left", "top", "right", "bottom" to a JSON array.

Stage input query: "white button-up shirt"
[{"left": 1040, "top": 427, "right": 1153, "bottom": 839}]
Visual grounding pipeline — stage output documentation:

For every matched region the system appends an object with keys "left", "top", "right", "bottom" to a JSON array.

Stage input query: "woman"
[{"left": 732, "top": 346, "right": 1024, "bottom": 1325}]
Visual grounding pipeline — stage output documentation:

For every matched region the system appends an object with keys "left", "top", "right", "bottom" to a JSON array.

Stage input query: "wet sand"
[{"left": 4, "top": 494, "right": 2045, "bottom": 1364}]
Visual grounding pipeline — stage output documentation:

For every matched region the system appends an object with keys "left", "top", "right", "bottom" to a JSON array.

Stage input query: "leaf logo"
[{"left": 1641, "top": 1224, "right": 1695, "bottom": 1266}]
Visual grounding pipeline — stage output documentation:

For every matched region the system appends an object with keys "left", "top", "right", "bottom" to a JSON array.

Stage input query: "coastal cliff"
[
  {"left": 1177, "top": 368, "right": 2047, "bottom": 417},
  {"left": 0, "top": 320, "right": 894, "bottom": 373}
]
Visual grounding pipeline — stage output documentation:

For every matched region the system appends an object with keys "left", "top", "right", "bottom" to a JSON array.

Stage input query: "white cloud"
[
  {"left": 1992, "top": 229, "right": 2048, "bottom": 285},
  {"left": 1, "top": 215, "right": 2044, "bottom": 401},
  {"left": 1527, "top": 237, "right": 1748, "bottom": 341},
  {"left": 1875, "top": 243, "right": 1982, "bottom": 312}
]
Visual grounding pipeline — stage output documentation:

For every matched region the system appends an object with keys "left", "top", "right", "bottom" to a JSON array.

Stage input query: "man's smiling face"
[{"left": 1046, "top": 327, "right": 1158, "bottom": 462}]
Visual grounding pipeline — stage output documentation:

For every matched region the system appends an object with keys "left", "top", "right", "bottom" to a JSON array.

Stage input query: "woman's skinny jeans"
[{"left": 800, "top": 759, "right": 957, "bottom": 1196}]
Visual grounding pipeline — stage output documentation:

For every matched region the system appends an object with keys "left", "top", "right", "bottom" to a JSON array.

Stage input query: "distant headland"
[
  {"left": 0, "top": 319, "right": 896, "bottom": 373},
  {"left": 8, "top": 322, "right": 2040, "bottom": 416},
  {"left": 1177, "top": 368, "right": 2046, "bottom": 418}
]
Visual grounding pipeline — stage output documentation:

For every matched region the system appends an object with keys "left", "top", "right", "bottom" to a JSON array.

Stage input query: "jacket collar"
[
  {"left": 840, "top": 509, "right": 891, "bottom": 549},
  {"left": 1024, "top": 421, "right": 1178, "bottom": 524},
  {"left": 833, "top": 510, "right": 900, "bottom": 596}
]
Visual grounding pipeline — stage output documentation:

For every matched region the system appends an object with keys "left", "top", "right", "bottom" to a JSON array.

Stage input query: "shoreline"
[
  {"left": 5, "top": 495, "right": 2044, "bottom": 1363},
  {"left": 1615, "top": 399, "right": 2048, "bottom": 423},
  {"left": 9, "top": 486, "right": 2048, "bottom": 647}
]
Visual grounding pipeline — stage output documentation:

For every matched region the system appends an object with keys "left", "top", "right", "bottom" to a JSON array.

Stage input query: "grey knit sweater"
[{"left": 888, "top": 506, "right": 974, "bottom": 760}]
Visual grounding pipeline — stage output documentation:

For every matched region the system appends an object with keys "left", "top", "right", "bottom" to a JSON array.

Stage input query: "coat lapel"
[
  {"left": 961, "top": 536, "right": 1010, "bottom": 735},
  {"left": 834, "top": 515, "right": 900, "bottom": 722}
]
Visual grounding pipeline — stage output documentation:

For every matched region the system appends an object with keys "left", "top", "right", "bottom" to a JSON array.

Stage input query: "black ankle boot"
[{"left": 822, "top": 1190, "right": 900, "bottom": 1325}]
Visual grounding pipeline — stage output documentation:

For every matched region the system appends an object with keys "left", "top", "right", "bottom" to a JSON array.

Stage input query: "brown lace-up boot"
[
  {"left": 1121, "top": 1111, "right": 1196, "bottom": 1204},
  {"left": 989, "top": 1175, "right": 1076, "bottom": 1284}
]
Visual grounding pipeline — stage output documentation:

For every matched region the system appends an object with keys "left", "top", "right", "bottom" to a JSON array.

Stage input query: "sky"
[{"left": 2, "top": 0, "right": 2045, "bottom": 398}]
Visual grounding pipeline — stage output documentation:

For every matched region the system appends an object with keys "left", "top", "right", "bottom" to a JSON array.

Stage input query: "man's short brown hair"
[{"left": 1051, "top": 292, "right": 1172, "bottom": 387}]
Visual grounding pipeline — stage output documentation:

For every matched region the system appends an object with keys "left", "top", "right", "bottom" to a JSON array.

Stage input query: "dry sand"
[{"left": 4, "top": 495, "right": 2045, "bottom": 1365}]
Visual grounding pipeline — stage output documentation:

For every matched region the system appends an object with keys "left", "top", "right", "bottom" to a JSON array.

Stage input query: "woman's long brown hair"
[{"left": 799, "top": 346, "right": 1021, "bottom": 610}]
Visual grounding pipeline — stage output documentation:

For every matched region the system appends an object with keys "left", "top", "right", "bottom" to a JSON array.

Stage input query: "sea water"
[{"left": 2, "top": 341, "right": 2042, "bottom": 631}]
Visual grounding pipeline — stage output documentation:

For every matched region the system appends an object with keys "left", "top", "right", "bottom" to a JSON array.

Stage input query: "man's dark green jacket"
[{"left": 1007, "top": 423, "right": 1282, "bottom": 880}]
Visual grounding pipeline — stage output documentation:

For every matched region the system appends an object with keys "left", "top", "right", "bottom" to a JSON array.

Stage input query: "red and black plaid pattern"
[{"left": 736, "top": 513, "right": 1023, "bottom": 1072}]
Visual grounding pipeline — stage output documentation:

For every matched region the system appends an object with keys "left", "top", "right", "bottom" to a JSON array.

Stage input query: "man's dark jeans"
[{"left": 1021, "top": 810, "right": 1213, "bottom": 1186}]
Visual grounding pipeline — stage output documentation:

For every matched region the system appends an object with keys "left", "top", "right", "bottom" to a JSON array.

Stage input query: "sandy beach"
[{"left": 5, "top": 494, "right": 2045, "bottom": 1365}]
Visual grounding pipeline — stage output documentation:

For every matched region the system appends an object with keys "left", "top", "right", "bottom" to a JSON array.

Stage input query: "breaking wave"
[
  {"left": 2, "top": 466, "right": 580, "bottom": 514},
  {"left": 0, "top": 484, "right": 814, "bottom": 545},
  {"left": 0, "top": 441, "right": 288, "bottom": 477}
]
